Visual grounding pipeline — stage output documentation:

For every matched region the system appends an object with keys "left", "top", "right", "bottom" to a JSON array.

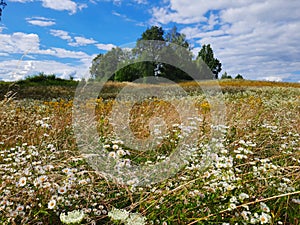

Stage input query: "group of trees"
[
  {"left": 221, "top": 72, "right": 244, "bottom": 80},
  {"left": 90, "top": 26, "right": 223, "bottom": 82}
]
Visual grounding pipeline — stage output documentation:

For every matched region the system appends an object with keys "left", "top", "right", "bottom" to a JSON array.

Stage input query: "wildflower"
[
  {"left": 117, "top": 149, "right": 126, "bottom": 156},
  {"left": 79, "top": 179, "right": 88, "bottom": 185},
  {"left": 60, "top": 210, "right": 85, "bottom": 224},
  {"left": 108, "top": 151, "right": 117, "bottom": 159},
  {"left": 291, "top": 198, "right": 300, "bottom": 204},
  {"left": 37, "top": 175, "right": 47, "bottom": 183},
  {"left": 62, "top": 168, "right": 71, "bottom": 174},
  {"left": 230, "top": 196, "right": 238, "bottom": 203},
  {"left": 16, "top": 205, "right": 24, "bottom": 211},
  {"left": 125, "top": 213, "right": 146, "bottom": 225},
  {"left": 259, "top": 212, "right": 271, "bottom": 224},
  {"left": 260, "top": 202, "right": 270, "bottom": 212},
  {"left": 241, "top": 210, "right": 250, "bottom": 221},
  {"left": 228, "top": 203, "right": 237, "bottom": 210},
  {"left": 10, "top": 211, "right": 18, "bottom": 217},
  {"left": 239, "top": 193, "right": 250, "bottom": 201},
  {"left": 58, "top": 186, "right": 67, "bottom": 195},
  {"left": 103, "top": 144, "right": 110, "bottom": 149},
  {"left": 18, "top": 177, "right": 27, "bottom": 187},
  {"left": 112, "top": 144, "right": 119, "bottom": 150},
  {"left": 236, "top": 154, "right": 247, "bottom": 159},
  {"left": 48, "top": 199, "right": 56, "bottom": 209},
  {"left": 108, "top": 208, "right": 129, "bottom": 222}
]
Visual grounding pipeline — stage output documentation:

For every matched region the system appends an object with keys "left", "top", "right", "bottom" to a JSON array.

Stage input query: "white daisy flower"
[
  {"left": 18, "top": 177, "right": 27, "bottom": 187},
  {"left": 48, "top": 199, "right": 56, "bottom": 209}
]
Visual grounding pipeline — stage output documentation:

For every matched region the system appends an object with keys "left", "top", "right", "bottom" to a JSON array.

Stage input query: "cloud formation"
[
  {"left": 9, "top": 0, "right": 83, "bottom": 14},
  {"left": 26, "top": 17, "right": 56, "bottom": 27},
  {"left": 151, "top": 0, "right": 300, "bottom": 81}
]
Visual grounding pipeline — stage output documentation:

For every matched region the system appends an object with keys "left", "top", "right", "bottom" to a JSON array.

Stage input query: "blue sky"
[{"left": 0, "top": 0, "right": 300, "bottom": 82}]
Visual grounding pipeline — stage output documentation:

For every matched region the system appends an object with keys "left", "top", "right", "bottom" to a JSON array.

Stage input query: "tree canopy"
[{"left": 90, "top": 26, "right": 223, "bottom": 82}]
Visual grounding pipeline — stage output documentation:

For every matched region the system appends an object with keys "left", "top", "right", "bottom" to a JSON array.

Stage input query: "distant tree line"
[
  {"left": 90, "top": 26, "right": 223, "bottom": 82},
  {"left": 221, "top": 72, "right": 244, "bottom": 80}
]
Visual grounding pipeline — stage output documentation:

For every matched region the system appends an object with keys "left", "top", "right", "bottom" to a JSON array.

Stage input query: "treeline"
[
  {"left": 90, "top": 26, "right": 222, "bottom": 82},
  {"left": 16, "top": 73, "right": 78, "bottom": 86}
]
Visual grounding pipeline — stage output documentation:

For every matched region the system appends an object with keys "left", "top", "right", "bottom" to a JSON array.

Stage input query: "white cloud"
[
  {"left": 95, "top": 43, "right": 116, "bottom": 51},
  {"left": 0, "top": 31, "right": 95, "bottom": 80},
  {"left": 134, "top": 0, "right": 148, "bottom": 4},
  {"left": 48, "top": 48, "right": 91, "bottom": 59},
  {"left": 0, "top": 32, "right": 40, "bottom": 53},
  {"left": 50, "top": 29, "right": 72, "bottom": 41},
  {"left": 26, "top": 17, "right": 55, "bottom": 27},
  {"left": 0, "top": 31, "right": 93, "bottom": 60},
  {"left": 50, "top": 30, "right": 99, "bottom": 47},
  {"left": 69, "top": 36, "right": 97, "bottom": 47},
  {"left": 261, "top": 76, "right": 283, "bottom": 82},
  {"left": 10, "top": 0, "right": 82, "bottom": 14},
  {"left": 8, "top": 0, "right": 33, "bottom": 2},
  {"left": 41, "top": 0, "right": 78, "bottom": 14},
  {"left": 0, "top": 59, "right": 91, "bottom": 81},
  {"left": 151, "top": 0, "right": 300, "bottom": 81}
]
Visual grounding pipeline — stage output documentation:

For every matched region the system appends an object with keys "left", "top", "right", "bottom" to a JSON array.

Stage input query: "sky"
[{"left": 0, "top": 0, "right": 300, "bottom": 82}]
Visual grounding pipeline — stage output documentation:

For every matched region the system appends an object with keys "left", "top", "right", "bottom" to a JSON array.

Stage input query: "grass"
[{"left": 0, "top": 79, "right": 299, "bottom": 224}]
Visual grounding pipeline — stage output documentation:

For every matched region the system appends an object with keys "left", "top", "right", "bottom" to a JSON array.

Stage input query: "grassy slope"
[{"left": 1, "top": 79, "right": 299, "bottom": 100}]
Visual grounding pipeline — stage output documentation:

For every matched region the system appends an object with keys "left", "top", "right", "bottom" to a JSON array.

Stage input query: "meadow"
[{"left": 0, "top": 79, "right": 299, "bottom": 225}]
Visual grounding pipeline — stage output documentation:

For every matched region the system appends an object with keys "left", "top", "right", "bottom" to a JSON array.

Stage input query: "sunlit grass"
[{"left": 0, "top": 81, "right": 299, "bottom": 224}]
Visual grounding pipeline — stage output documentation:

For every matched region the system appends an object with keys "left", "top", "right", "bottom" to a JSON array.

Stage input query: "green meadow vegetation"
[{"left": 0, "top": 76, "right": 299, "bottom": 225}]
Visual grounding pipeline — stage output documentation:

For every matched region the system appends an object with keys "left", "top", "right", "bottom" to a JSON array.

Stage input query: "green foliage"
[
  {"left": 90, "top": 26, "right": 216, "bottom": 82},
  {"left": 221, "top": 72, "right": 232, "bottom": 79},
  {"left": 197, "top": 44, "right": 222, "bottom": 79},
  {"left": 235, "top": 74, "right": 244, "bottom": 79},
  {"left": 90, "top": 26, "right": 227, "bottom": 82},
  {"left": 17, "top": 72, "right": 78, "bottom": 86},
  {"left": 140, "top": 25, "right": 165, "bottom": 41}
]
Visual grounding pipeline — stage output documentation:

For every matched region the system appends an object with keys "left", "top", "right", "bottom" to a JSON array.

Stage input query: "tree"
[
  {"left": 163, "top": 26, "right": 193, "bottom": 80},
  {"left": 235, "top": 74, "right": 244, "bottom": 79},
  {"left": 90, "top": 26, "right": 223, "bottom": 82},
  {"left": 165, "top": 26, "right": 190, "bottom": 50},
  {"left": 90, "top": 47, "right": 128, "bottom": 81},
  {"left": 0, "top": 0, "right": 7, "bottom": 21},
  {"left": 133, "top": 26, "right": 166, "bottom": 79},
  {"left": 197, "top": 44, "right": 222, "bottom": 79},
  {"left": 221, "top": 72, "right": 232, "bottom": 79},
  {"left": 140, "top": 26, "right": 165, "bottom": 41}
]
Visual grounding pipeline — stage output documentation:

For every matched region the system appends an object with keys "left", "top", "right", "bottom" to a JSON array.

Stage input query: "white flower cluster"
[
  {"left": 108, "top": 207, "right": 146, "bottom": 225},
  {"left": 60, "top": 210, "right": 85, "bottom": 224}
]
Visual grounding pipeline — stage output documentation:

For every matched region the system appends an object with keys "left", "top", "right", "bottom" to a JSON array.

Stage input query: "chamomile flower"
[
  {"left": 239, "top": 193, "right": 249, "bottom": 201},
  {"left": 260, "top": 202, "right": 270, "bottom": 213},
  {"left": 259, "top": 212, "right": 271, "bottom": 224},
  {"left": 48, "top": 199, "right": 56, "bottom": 209},
  {"left": 18, "top": 177, "right": 27, "bottom": 187},
  {"left": 58, "top": 186, "right": 67, "bottom": 195}
]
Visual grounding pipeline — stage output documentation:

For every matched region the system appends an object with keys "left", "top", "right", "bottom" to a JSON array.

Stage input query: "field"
[{"left": 0, "top": 79, "right": 299, "bottom": 225}]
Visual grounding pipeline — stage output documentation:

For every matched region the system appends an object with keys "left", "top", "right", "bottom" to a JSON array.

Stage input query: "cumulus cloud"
[
  {"left": 69, "top": 36, "right": 97, "bottom": 47},
  {"left": 41, "top": 0, "right": 78, "bottom": 14},
  {"left": 10, "top": 0, "right": 82, "bottom": 14},
  {"left": 150, "top": 0, "right": 300, "bottom": 81},
  {"left": 50, "top": 29, "right": 72, "bottom": 41},
  {"left": 95, "top": 43, "right": 116, "bottom": 51},
  {"left": 0, "top": 59, "right": 91, "bottom": 81},
  {"left": 0, "top": 31, "right": 95, "bottom": 80},
  {"left": 134, "top": 0, "right": 148, "bottom": 4},
  {"left": 0, "top": 32, "right": 40, "bottom": 53},
  {"left": 26, "top": 17, "right": 56, "bottom": 27}
]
